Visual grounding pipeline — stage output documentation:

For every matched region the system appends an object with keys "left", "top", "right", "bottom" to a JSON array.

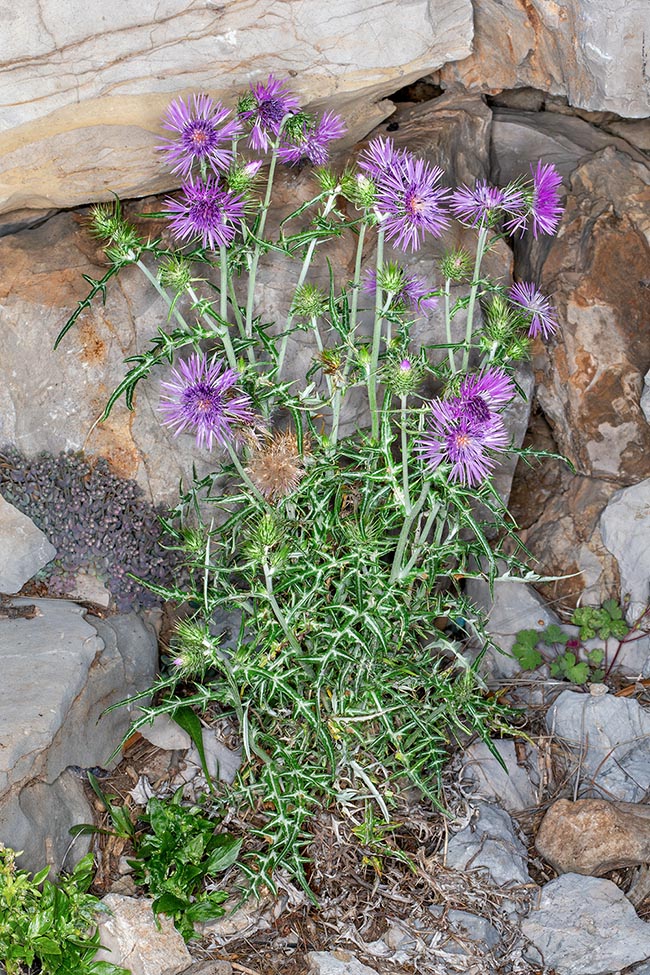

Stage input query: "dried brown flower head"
[{"left": 245, "top": 430, "right": 308, "bottom": 502}]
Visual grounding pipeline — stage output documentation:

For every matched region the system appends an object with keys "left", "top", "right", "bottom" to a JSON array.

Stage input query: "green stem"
[
  {"left": 136, "top": 260, "right": 189, "bottom": 331},
  {"left": 369, "top": 225, "right": 385, "bottom": 440},
  {"left": 187, "top": 285, "right": 238, "bottom": 373},
  {"left": 219, "top": 245, "right": 228, "bottom": 324},
  {"left": 390, "top": 480, "right": 431, "bottom": 583},
  {"left": 225, "top": 441, "right": 264, "bottom": 502},
  {"left": 402, "top": 502, "right": 441, "bottom": 576},
  {"left": 400, "top": 395, "right": 411, "bottom": 513},
  {"left": 245, "top": 141, "right": 282, "bottom": 339},
  {"left": 262, "top": 562, "right": 314, "bottom": 678},
  {"left": 462, "top": 224, "right": 489, "bottom": 372},
  {"left": 276, "top": 191, "right": 338, "bottom": 380},
  {"left": 444, "top": 277, "right": 456, "bottom": 374},
  {"left": 349, "top": 221, "right": 368, "bottom": 336}
]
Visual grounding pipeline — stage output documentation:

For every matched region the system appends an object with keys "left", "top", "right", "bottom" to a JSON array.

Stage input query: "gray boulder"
[
  {"left": 522, "top": 874, "right": 650, "bottom": 975},
  {"left": 0, "top": 599, "right": 157, "bottom": 872},
  {"left": 547, "top": 690, "right": 650, "bottom": 801},
  {"left": 446, "top": 801, "right": 531, "bottom": 888},
  {"left": 0, "top": 496, "right": 56, "bottom": 594},
  {"left": 600, "top": 478, "right": 650, "bottom": 624}
]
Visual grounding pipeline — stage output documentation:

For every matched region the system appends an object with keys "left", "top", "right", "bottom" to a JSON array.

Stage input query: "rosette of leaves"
[{"left": 0, "top": 447, "right": 180, "bottom": 611}]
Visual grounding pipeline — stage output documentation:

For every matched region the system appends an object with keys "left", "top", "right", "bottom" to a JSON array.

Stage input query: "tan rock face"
[
  {"left": 0, "top": 0, "right": 473, "bottom": 216},
  {"left": 536, "top": 798, "right": 650, "bottom": 876},
  {"left": 508, "top": 146, "right": 650, "bottom": 608},
  {"left": 436, "top": 0, "right": 650, "bottom": 118}
]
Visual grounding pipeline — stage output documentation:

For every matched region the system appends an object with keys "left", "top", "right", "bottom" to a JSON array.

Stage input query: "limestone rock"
[
  {"left": 535, "top": 148, "right": 650, "bottom": 483},
  {"left": 436, "top": 0, "right": 650, "bottom": 118},
  {"left": 0, "top": 496, "right": 56, "bottom": 594},
  {"left": 508, "top": 146, "right": 650, "bottom": 609},
  {"left": 138, "top": 713, "right": 191, "bottom": 752},
  {"left": 0, "top": 599, "right": 157, "bottom": 872},
  {"left": 0, "top": 0, "right": 474, "bottom": 216},
  {"left": 465, "top": 576, "right": 560, "bottom": 680},
  {"left": 462, "top": 739, "right": 540, "bottom": 813},
  {"left": 95, "top": 893, "right": 191, "bottom": 975},
  {"left": 641, "top": 369, "right": 650, "bottom": 423},
  {"left": 547, "top": 690, "right": 650, "bottom": 801},
  {"left": 491, "top": 108, "right": 649, "bottom": 186},
  {"left": 307, "top": 951, "right": 380, "bottom": 975},
  {"left": 600, "top": 479, "right": 650, "bottom": 623},
  {"left": 446, "top": 801, "right": 531, "bottom": 888},
  {"left": 536, "top": 798, "right": 650, "bottom": 875},
  {"left": 522, "top": 874, "right": 650, "bottom": 975}
]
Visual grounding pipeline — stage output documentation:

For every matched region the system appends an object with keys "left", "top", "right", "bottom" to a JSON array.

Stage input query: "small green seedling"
[{"left": 512, "top": 602, "right": 629, "bottom": 685}]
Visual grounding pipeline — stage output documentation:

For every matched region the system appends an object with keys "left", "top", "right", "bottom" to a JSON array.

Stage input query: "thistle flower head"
[
  {"left": 244, "top": 511, "right": 288, "bottom": 564},
  {"left": 245, "top": 430, "right": 308, "bottom": 502},
  {"left": 450, "top": 180, "right": 524, "bottom": 227},
  {"left": 453, "top": 368, "right": 516, "bottom": 418},
  {"left": 358, "top": 136, "right": 406, "bottom": 181},
  {"left": 482, "top": 293, "right": 519, "bottom": 344},
  {"left": 439, "top": 247, "right": 473, "bottom": 282},
  {"left": 225, "top": 159, "right": 264, "bottom": 195},
  {"left": 376, "top": 152, "right": 450, "bottom": 252},
  {"left": 278, "top": 111, "right": 347, "bottom": 166},
  {"left": 505, "top": 162, "right": 564, "bottom": 238},
  {"left": 509, "top": 281, "right": 559, "bottom": 339},
  {"left": 416, "top": 398, "right": 509, "bottom": 487},
  {"left": 158, "top": 353, "right": 255, "bottom": 451},
  {"left": 164, "top": 176, "right": 245, "bottom": 251},
  {"left": 364, "top": 264, "right": 438, "bottom": 313},
  {"left": 158, "top": 253, "right": 193, "bottom": 292},
  {"left": 383, "top": 353, "right": 425, "bottom": 395},
  {"left": 158, "top": 94, "right": 242, "bottom": 178},
  {"left": 291, "top": 283, "right": 328, "bottom": 321},
  {"left": 239, "top": 74, "right": 300, "bottom": 152},
  {"left": 88, "top": 202, "right": 125, "bottom": 242},
  {"left": 168, "top": 617, "right": 216, "bottom": 678}
]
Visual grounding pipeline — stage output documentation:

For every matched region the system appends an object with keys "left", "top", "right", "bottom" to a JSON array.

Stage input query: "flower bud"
[
  {"left": 383, "top": 354, "right": 425, "bottom": 395},
  {"left": 159, "top": 254, "right": 192, "bottom": 292},
  {"left": 439, "top": 247, "right": 473, "bottom": 282},
  {"left": 291, "top": 283, "right": 328, "bottom": 321}
]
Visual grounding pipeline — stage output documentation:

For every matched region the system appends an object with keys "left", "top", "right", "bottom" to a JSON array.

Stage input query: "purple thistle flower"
[
  {"left": 505, "top": 162, "right": 564, "bottom": 238},
  {"left": 509, "top": 282, "right": 559, "bottom": 339},
  {"left": 450, "top": 180, "right": 524, "bottom": 227},
  {"left": 363, "top": 267, "right": 438, "bottom": 312},
  {"left": 159, "top": 353, "right": 255, "bottom": 451},
  {"left": 377, "top": 153, "right": 450, "bottom": 252},
  {"left": 358, "top": 136, "right": 406, "bottom": 181},
  {"left": 158, "top": 94, "right": 242, "bottom": 178},
  {"left": 416, "top": 399, "right": 509, "bottom": 487},
  {"left": 453, "top": 368, "right": 516, "bottom": 421},
  {"left": 165, "top": 177, "right": 245, "bottom": 250},
  {"left": 278, "top": 111, "right": 347, "bottom": 166},
  {"left": 242, "top": 74, "right": 300, "bottom": 152}
]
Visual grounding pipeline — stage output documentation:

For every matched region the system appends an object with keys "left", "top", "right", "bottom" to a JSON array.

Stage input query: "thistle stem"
[
  {"left": 349, "top": 220, "right": 368, "bottom": 336},
  {"left": 462, "top": 224, "right": 488, "bottom": 372},
  {"left": 219, "top": 245, "right": 229, "bottom": 324},
  {"left": 245, "top": 130, "right": 287, "bottom": 340},
  {"left": 187, "top": 286, "right": 238, "bottom": 373},
  {"left": 444, "top": 277, "right": 456, "bottom": 374},
  {"left": 400, "top": 395, "right": 411, "bottom": 512},
  {"left": 369, "top": 224, "right": 385, "bottom": 440},
  {"left": 390, "top": 480, "right": 431, "bottom": 583},
  {"left": 136, "top": 260, "right": 188, "bottom": 331},
  {"left": 225, "top": 441, "right": 264, "bottom": 502},
  {"left": 277, "top": 191, "right": 338, "bottom": 380}
]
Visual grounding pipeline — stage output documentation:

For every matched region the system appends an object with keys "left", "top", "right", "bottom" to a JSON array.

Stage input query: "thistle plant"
[{"left": 58, "top": 76, "right": 566, "bottom": 893}]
